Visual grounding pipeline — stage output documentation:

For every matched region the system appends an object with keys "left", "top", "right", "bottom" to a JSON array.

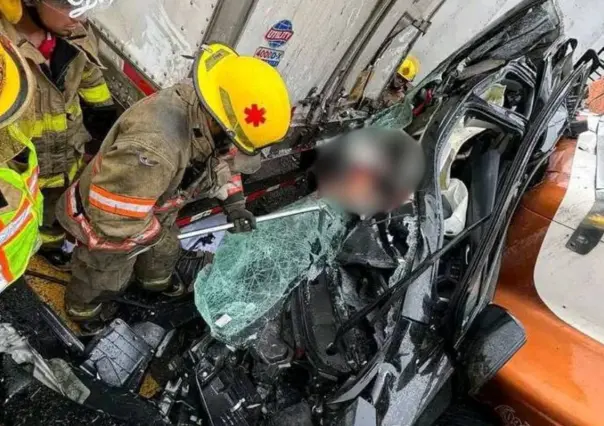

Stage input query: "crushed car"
[{"left": 0, "top": 0, "right": 598, "bottom": 425}]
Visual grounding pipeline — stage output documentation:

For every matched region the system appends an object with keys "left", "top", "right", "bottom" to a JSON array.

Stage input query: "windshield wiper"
[{"left": 327, "top": 214, "right": 491, "bottom": 353}]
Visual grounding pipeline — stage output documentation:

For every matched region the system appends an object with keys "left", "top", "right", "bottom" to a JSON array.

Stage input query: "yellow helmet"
[
  {"left": 0, "top": 0, "right": 21, "bottom": 24},
  {"left": 397, "top": 55, "right": 420, "bottom": 82},
  {"left": 193, "top": 43, "right": 291, "bottom": 155},
  {"left": 0, "top": 33, "right": 34, "bottom": 163}
]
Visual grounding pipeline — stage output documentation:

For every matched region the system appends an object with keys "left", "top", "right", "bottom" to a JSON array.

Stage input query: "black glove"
[{"left": 226, "top": 207, "right": 257, "bottom": 233}]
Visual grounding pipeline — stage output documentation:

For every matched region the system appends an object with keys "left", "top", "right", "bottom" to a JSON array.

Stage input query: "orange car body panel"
[
  {"left": 481, "top": 138, "right": 604, "bottom": 426},
  {"left": 587, "top": 78, "right": 604, "bottom": 115}
]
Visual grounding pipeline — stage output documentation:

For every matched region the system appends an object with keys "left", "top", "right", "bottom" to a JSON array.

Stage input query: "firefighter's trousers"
[
  {"left": 40, "top": 187, "right": 68, "bottom": 249},
  {"left": 65, "top": 221, "right": 181, "bottom": 315}
]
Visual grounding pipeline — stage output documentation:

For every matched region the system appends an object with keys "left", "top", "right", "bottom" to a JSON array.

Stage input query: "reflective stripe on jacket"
[
  {"left": 56, "top": 82, "right": 241, "bottom": 252},
  {"left": 0, "top": 17, "right": 113, "bottom": 185},
  {"left": 0, "top": 125, "right": 43, "bottom": 291}
]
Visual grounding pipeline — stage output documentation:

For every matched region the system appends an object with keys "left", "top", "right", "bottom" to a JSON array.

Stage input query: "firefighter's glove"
[{"left": 226, "top": 208, "right": 257, "bottom": 233}]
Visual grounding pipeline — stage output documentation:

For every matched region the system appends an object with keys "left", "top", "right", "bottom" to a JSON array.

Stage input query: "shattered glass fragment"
[{"left": 194, "top": 198, "right": 349, "bottom": 347}]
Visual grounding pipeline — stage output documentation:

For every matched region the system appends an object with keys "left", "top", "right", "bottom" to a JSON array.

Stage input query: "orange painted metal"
[
  {"left": 480, "top": 138, "right": 604, "bottom": 426},
  {"left": 587, "top": 78, "right": 604, "bottom": 115}
]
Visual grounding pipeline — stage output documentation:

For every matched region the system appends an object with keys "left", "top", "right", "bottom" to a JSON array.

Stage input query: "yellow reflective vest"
[{"left": 0, "top": 125, "right": 43, "bottom": 292}]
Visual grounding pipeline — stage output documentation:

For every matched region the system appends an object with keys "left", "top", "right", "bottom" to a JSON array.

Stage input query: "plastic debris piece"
[
  {"left": 439, "top": 119, "right": 486, "bottom": 189},
  {"left": 337, "top": 223, "right": 397, "bottom": 269},
  {"left": 81, "top": 319, "right": 153, "bottom": 389},
  {"left": 480, "top": 83, "right": 506, "bottom": 107},
  {"left": 215, "top": 314, "right": 232, "bottom": 328},
  {"left": 194, "top": 198, "right": 349, "bottom": 346},
  {"left": 47, "top": 359, "right": 90, "bottom": 404},
  {"left": 0, "top": 323, "right": 90, "bottom": 404}
]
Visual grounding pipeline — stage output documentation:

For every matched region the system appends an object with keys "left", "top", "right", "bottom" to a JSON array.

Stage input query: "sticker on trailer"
[
  {"left": 254, "top": 47, "right": 285, "bottom": 67},
  {"left": 265, "top": 20, "right": 294, "bottom": 48}
]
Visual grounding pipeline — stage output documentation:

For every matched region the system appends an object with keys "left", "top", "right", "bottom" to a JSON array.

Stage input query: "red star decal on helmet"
[{"left": 244, "top": 104, "right": 266, "bottom": 127}]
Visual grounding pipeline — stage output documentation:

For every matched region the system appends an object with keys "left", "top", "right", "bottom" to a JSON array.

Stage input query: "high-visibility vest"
[{"left": 0, "top": 124, "right": 43, "bottom": 292}]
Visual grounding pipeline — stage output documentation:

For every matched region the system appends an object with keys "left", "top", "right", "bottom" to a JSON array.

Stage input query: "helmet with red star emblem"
[{"left": 193, "top": 43, "right": 291, "bottom": 155}]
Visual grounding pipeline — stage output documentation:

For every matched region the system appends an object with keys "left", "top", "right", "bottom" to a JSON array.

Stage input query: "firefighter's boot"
[
  {"left": 38, "top": 246, "right": 72, "bottom": 271},
  {"left": 66, "top": 301, "right": 118, "bottom": 335},
  {"left": 139, "top": 275, "right": 186, "bottom": 298}
]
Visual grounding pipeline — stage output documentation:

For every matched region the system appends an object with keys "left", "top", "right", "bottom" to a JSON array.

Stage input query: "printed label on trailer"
[
  {"left": 265, "top": 20, "right": 294, "bottom": 48},
  {"left": 254, "top": 47, "right": 285, "bottom": 67}
]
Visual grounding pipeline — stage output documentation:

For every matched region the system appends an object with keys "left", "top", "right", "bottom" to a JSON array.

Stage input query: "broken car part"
[
  {"left": 457, "top": 304, "right": 526, "bottom": 395},
  {"left": 450, "top": 59, "right": 595, "bottom": 343},
  {"left": 38, "top": 305, "right": 85, "bottom": 355},
  {"left": 329, "top": 214, "right": 491, "bottom": 351},
  {"left": 194, "top": 200, "right": 348, "bottom": 347},
  {"left": 80, "top": 319, "right": 163, "bottom": 390},
  {"left": 196, "top": 365, "right": 263, "bottom": 426},
  {"left": 0, "top": 324, "right": 90, "bottom": 404}
]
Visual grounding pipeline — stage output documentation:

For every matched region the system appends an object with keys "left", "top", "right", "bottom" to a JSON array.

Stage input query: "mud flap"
[
  {"left": 567, "top": 117, "right": 604, "bottom": 255},
  {"left": 456, "top": 304, "right": 526, "bottom": 395},
  {"left": 566, "top": 199, "right": 604, "bottom": 254}
]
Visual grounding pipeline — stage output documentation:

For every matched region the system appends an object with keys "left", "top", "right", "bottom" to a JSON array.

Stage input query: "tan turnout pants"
[{"left": 65, "top": 221, "right": 181, "bottom": 315}]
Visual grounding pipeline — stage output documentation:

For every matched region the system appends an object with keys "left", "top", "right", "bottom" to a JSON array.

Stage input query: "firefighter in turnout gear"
[
  {"left": 1, "top": 0, "right": 116, "bottom": 268},
  {"left": 380, "top": 55, "right": 420, "bottom": 108},
  {"left": 56, "top": 43, "right": 291, "bottom": 326},
  {"left": 0, "top": 1, "right": 44, "bottom": 292}
]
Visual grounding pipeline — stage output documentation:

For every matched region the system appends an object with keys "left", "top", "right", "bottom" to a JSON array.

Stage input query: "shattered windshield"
[{"left": 194, "top": 199, "right": 350, "bottom": 346}]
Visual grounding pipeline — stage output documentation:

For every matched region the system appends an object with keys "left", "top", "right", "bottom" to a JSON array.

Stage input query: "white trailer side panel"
[
  {"left": 92, "top": 0, "right": 216, "bottom": 86},
  {"left": 234, "top": 0, "right": 380, "bottom": 104},
  {"left": 361, "top": 26, "right": 420, "bottom": 99},
  {"left": 341, "top": 0, "right": 442, "bottom": 99},
  {"left": 411, "top": 0, "right": 604, "bottom": 82}
]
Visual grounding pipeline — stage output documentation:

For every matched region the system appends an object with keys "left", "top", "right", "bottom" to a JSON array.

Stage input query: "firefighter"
[
  {"left": 0, "top": 0, "right": 116, "bottom": 268},
  {"left": 380, "top": 55, "right": 420, "bottom": 108},
  {"left": 55, "top": 43, "right": 291, "bottom": 328},
  {"left": 0, "top": 1, "right": 44, "bottom": 292}
]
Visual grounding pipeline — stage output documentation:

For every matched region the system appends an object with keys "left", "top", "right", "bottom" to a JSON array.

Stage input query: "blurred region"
[{"left": 313, "top": 128, "right": 425, "bottom": 217}]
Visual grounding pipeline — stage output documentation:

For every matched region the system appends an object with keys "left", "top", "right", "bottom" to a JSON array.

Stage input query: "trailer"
[
  {"left": 86, "top": 0, "right": 446, "bottom": 223},
  {"left": 2, "top": 1, "right": 598, "bottom": 425},
  {"left": 91, "top": 0, "right": 444, "bottom": 152}
]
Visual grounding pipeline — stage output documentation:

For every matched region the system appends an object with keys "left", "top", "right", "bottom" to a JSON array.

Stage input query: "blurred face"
[
  {"left": 319, "top": 168, "right": 387, "bottom": 218},
  {"left": 391, "top": 74, "right": 407, "bottom": 90},
  {"left": 36, "top": 1, "right": 85, "bottom": 35}
]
